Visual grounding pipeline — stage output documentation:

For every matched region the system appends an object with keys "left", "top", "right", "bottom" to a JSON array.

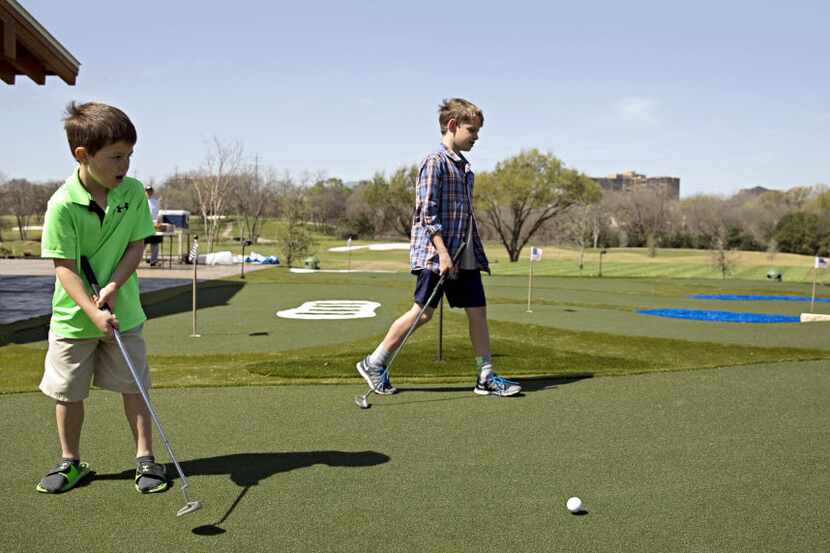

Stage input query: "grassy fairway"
[
  {"left": 3, "top": 226, "right": 827, "bottom": 282},
  {"left": 2, "top": 269, "right": 830, "bottom": 393},
  {"left": 3, "top": 360, "right": 828, "bottom": 553}
]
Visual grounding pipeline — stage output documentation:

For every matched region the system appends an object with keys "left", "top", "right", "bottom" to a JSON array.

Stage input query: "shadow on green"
[
  {"left": 94, "top": 450, "right": 390, "bottom": 535},
  {"left": 0, "top": 279, "right": 246, "bottom": 347}
]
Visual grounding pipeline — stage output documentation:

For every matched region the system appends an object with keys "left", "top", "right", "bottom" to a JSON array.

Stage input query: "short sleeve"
[{"left": 40, "top": 202, "right": 77, "bottom": 260}]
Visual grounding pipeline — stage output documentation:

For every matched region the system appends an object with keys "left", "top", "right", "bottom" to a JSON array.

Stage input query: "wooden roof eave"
[{"left": 0, "top": 0, "right": 80, "bottom": 85}]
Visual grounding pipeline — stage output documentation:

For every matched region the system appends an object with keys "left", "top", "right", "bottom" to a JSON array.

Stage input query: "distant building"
[
  {"left": 736, "top": 186, "right": 772, "bottom": 197},
  {"left": 592, "top": 170, "right": 680, "bottom": 200}
]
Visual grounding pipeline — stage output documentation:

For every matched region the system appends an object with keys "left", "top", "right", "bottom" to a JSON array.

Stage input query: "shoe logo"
[{"left": 115, "top": 202, "right": 129, "bottom": 213}]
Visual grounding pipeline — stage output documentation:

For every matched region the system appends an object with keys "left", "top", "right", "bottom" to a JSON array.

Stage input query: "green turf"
[
  {"left": 3, "top": 361, "right": 828, "bottom": 552},
  {"left": 3, "top": 262, "right": 829, "bottom": 551},
  {"left": 3, "top": 271, "right": 830, "bottom": 393}
]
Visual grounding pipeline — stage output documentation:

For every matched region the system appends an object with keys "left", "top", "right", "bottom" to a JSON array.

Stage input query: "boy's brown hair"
[
  {"left": 438, "top": 98, "right": 484, "bottom": 134},
  {"left": 63, "top": 101, "right": 137, "bottom": 158}
]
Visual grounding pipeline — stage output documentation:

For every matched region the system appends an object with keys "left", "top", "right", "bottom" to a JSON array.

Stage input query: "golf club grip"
[{"left": 79, "top": 257, "right": 110, "bottom": 313}]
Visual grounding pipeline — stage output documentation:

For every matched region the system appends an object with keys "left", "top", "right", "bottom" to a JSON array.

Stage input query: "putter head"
[
  {"left": 177, "top": 501, "right": 203, "bottom": 517},
  {"left": 354, "top": 395, "right": 370, "bottom": 409}
]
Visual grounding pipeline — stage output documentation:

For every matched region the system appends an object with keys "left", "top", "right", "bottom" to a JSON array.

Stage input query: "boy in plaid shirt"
[{"left": 356, "top": 98, "right": 521, "bottom": 397}]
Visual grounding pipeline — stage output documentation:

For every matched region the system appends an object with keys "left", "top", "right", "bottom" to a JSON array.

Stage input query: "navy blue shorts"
[{"left": 413, "top": 269, "right": 486, "bottom": 309}]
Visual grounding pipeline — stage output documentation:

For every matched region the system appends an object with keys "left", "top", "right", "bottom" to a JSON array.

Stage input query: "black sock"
[
  {"left": 136, "top": 455, "right": 155, "bottom": 465},
  {"left": 62, "top": 457, "right": 80, "bottom": 468}
]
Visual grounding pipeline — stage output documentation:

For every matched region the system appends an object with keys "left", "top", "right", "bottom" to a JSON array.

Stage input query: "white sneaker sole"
[
  {"left": 473, "top": 385, "right": 521, "bottom": 397},
  {"left": 356, "top": 361, "right": 396, "bottom": 395}
]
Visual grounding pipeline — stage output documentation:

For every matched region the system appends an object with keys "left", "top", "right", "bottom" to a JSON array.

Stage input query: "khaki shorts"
[{"left": 39, "top": 324, "right": 151, "bottom": 402}]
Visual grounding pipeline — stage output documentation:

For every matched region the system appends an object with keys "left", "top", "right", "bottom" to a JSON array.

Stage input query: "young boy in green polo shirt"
[{"left": 36, "top": 102, "right": 169, "bottom": 495}]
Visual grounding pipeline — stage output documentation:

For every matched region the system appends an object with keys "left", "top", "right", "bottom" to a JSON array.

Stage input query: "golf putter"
[
  {"left": 80, "top": 257, "right": 202, "bottom": 517},
  {"left": 354, "top": 241, "right": 467, "bottom": 409}
]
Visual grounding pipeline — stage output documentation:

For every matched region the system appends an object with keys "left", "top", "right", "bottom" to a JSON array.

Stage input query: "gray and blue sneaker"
[
  {"left": 356, "top": 357, "right": 398, "bottom": 395},
  {"left": 474, "top": 373, "right": 521, "bottom": 397}
]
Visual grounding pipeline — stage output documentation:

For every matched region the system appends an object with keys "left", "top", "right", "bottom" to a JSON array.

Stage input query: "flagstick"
[
  {"left": 811, "top": 267, "right": 817, "bottom": 313},
  {"left": 527, "top": 258, "right": 533, "bottom": 313},
  {"left": 437, "top": 297, "right": 444, "bottom": 361},
  {"left": 191, "top": 237, "right": 200, "bottom": 338}
]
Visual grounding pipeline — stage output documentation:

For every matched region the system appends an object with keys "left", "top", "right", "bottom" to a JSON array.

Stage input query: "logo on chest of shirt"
[{"left": 115, "top": 202, "right": 129, "bottom": 213}]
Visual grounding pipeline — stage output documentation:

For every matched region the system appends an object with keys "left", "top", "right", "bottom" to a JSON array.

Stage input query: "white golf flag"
[
  {"left": 530, "top": 247, "right": 543, "bottom": 262},
  {"left": 816, "top": 256, "right": 828, "bottom": 269},
  {"left": 187, "top": 240, "right": 199, "bottom": 263},
  {"left": 347, "top": 237, "right": 352, "bottom": 247}
]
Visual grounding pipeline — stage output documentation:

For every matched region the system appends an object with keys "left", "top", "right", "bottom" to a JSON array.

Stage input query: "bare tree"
[
  {"left": 4, "top": 179, "right": 39, "bottom": 240},
  {"left": 232, "top": 158, "right": 277, "bottom": 245},
  {"left": 679, "top": 194, "right": 726, "bottom": 248},
  {"left": 159, "top": 171, "right": 200, "bottom": 213},
  {"left": 30, "top": 180, "right": 61, "bottom": 238},
  {"left": 606, "top": 187, "right": 674, "bottom": 255},
  {"left": 766, "top": 238, "right": 778, "bottom": 263},
  {"left": 710, "top": 230, "right": 738, "bottom": 279},
  {"left": 558, "top": 203, "right": 594, "bottom": 271},
  {"left": 190, "top": 138, "right": 244, "bottom": 253}
]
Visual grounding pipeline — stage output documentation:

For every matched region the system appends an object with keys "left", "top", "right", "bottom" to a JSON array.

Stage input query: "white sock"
[
  {"left": 368, "top": 344, "right": 392, "bottom": 368},
  {"left": 478, "top": 363, "right": 493, "bottom": 382}
]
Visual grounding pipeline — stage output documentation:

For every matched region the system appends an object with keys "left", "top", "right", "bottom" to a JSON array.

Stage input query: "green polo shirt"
[{"left": 41, "top": 169, "right": 155, "bottom": 338}]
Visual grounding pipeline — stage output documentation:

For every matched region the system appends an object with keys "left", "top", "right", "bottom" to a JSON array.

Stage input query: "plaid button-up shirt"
[{"left": 410, "top": 144, "right": 489, "bottom": 274}]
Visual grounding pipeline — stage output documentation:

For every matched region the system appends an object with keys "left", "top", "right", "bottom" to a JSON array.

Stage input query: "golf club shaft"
[
  {"left": 108, "top": 328, "right": 191, "bottom": 491},
  {"left": 360, "top": 241, "right": 468, "bottom": 401},
  {"left": 79, "top": 258, "right": 191, "bottom": 493},
  {"left": 358, "top": 274, "right": 447, "bottom": 403},
  {"left": 385, "top": 270, "right": 450, "bottom": 371}
]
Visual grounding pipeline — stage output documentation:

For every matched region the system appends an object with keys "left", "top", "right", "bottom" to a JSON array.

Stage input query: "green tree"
[
  {"left": 363, "top": 166, "right": 417, "bottom": 239},
  {"left": 477, "top": 150, "right": 600, "bottom": 262},
  {"left": 275, "top": 183, "right": 315, "bottom": 267},
  {"left": 307, "top": 177, "right": 351, "bottom": 235},
  {"left": 773, "top": 212, "right": 830, "bottom": 255},
  {"left": 341, "top": 181, "right": 379, "bottom": 239}
]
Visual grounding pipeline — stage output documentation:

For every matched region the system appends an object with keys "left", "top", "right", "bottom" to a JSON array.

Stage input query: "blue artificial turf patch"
[
  {"left": 691, "top": 294, "right": 830, "bottom": 303},
  {"left": 638, "top": 308, "right": 800, "bottom": 324}
]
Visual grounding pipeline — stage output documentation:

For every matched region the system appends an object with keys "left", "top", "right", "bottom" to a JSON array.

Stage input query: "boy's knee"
[
  {"left": 56, "top": 399, "right": 83, "bottom": 406},
  {"left": 466, "top": 306, "right": 487, "bottom": 319}
]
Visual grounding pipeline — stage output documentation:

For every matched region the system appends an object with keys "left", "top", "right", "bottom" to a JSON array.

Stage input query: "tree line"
[{"left": 2, "top": 144, "right": 828, "bottom": 264}]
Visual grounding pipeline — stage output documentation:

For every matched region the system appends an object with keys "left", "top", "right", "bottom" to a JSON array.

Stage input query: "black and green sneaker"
[
  {"left": 36, "top": 460, "right": 92, "bottom": 494},
  {"left": 135, "top": 458, "right": 170, "bottom": 494}
]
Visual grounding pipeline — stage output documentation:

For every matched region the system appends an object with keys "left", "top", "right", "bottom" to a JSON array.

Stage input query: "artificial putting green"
[
  {"left": 2, "top": 271, "right": 829, "bottom": 393},
  {"left": 3, "top": 360, "right": 828, "bottom": 552}
]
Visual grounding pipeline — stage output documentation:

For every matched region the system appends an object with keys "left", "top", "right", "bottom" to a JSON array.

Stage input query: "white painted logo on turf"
[{"left": 276, "top": 300, "right": 381, "bottom": 320}]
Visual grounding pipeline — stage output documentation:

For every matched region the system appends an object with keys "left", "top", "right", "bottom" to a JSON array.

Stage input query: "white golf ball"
[{"left": 566, "top": 497, "right": 583, "bottom": 513}]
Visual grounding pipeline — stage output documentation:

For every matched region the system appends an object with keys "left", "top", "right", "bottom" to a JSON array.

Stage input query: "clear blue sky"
[{"left": 2, "top": 0, "right": 827, "bottom": 196}]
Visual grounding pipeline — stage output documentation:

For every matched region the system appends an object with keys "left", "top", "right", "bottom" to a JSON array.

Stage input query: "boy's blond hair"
[
  {"left": 63, "top": 101, "right": 137, "bottom": 158},
  {"left": 438, "top": 98, "right": 484, "bottom": 134}
]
